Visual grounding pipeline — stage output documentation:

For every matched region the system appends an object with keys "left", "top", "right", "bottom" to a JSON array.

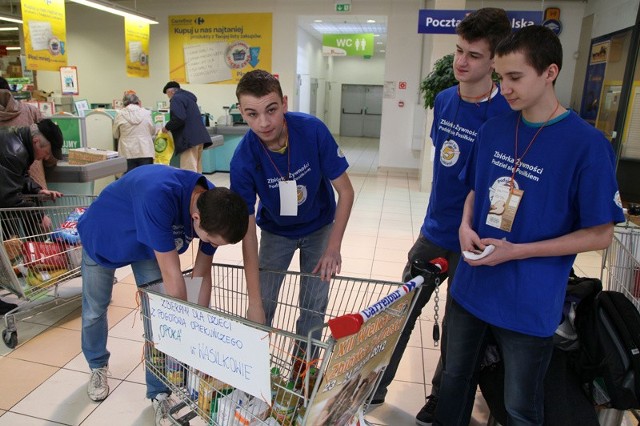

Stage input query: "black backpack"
[{"left": 573, "top": 289, "right": 640, "bottom": 409}]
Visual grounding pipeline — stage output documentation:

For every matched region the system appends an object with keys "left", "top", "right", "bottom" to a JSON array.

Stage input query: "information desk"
[
  {"left": 45, "top": 157, "right": 127, "bottom": 195},
  {"left": 201, "top": 125, "right": 249, "bottom": 173}
]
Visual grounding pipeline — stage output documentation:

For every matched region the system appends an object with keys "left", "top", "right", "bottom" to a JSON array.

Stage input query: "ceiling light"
[
  {"left": 0, "top": 12, "right": 22, "bottom": 24},
  {"left": 6, "top": 46, "right": 21, "bottom": 51},
  {"left": 367, "top": 19, "right": 376, "bottom": 23},
  {"left": 68, "top": 0, "right": 158, "bottom": 24},
  {"left": 314, "top": 19, "right": 322, "bottom": 23},
  {"left": 0, "top": 27, "right": 19, "bottom": 31}
]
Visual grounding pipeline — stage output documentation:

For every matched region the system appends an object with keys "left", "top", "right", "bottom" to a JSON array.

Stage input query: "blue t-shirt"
[
  {"left": 78, "top": 165, "right": 215, "bottom": 268},
  {"left": 452, "top": 110, "right": 625, "bottom": 337},
  {"left": 230, "top": 112, "right": 349, "bottom": 238},
  {"left": 421, "top": 85, "right": 511, "bottom": 251}
]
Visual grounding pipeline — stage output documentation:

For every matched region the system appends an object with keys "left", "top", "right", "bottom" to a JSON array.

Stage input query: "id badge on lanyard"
[
  {"left": 279, "top": 179, "right": 298, "bottom": 216},
  {"left": 486, "top": 185, "right": 524, "bottom": 233}
]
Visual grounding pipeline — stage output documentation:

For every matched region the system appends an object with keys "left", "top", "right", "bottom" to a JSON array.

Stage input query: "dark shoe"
[
  {"left": 416, "top": 395, "right": 438, "bottom": 426},
  {"left": 0, "top": 299, "right": 18, "bottom": 315}
]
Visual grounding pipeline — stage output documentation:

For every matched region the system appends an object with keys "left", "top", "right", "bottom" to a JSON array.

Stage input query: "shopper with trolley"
[
  {"left": 77, "top": 164, "right": 251, "bottom": 426},
  {"left": 230, "top": 70, "right": 354, "bottom": 359},
  {"left": 0, "top": 119, "right": 64, "bottom": 315},
  {"left": 434, "top": 26, "right": 625, "bottom": 425}
]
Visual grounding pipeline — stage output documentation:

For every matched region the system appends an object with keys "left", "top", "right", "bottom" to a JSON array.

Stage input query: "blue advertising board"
[{"left": 417, "top": 10, "right": 542, "bottom": 34}]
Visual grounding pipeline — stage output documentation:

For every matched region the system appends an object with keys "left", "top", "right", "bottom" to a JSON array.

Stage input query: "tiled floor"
[{"left": 0, "top": 136, "right": 611, "bottom": 425}]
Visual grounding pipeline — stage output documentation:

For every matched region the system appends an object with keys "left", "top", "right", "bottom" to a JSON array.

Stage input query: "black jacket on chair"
[{"left": 0, "top": 126, "right": 42, "bottom": 208}]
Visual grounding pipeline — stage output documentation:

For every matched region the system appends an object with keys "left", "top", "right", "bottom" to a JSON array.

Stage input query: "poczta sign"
[{"left": 417, "top": 10, "right": 542, "bottom": 34}]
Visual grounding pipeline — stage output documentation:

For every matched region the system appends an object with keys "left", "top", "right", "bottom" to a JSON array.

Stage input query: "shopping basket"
[
  {"left": 602, "top": 222, "right": 640, "bottom": 309},
  {"left": 138, "top": 259, "right": 446, "bottom": 425},
  {"left": 0, "top": 194, "right": 96, "bottom": 348}
]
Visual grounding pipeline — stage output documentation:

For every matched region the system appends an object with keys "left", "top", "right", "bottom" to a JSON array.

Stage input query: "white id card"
[{"left": 279, "top": 179, "right": 298, "bottom": 216}]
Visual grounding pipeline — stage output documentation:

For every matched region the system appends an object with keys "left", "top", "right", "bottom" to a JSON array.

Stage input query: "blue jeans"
[
  {"left": 435, "top": 299, "right": 554, "bottom": 426},
  {"left": 374, "top": 234, "right": 461, "bottom": 400},
  {"left": 81, "top": 249, "right": 169, "bottom": 399},
  {"left": 259, "top": 224, "right": 332, "bottom": 350}
]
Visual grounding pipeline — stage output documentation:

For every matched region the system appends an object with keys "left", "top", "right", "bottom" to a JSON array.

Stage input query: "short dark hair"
[
  {"left": 0, "top": 77, "right": 9, "bottom": 91},
  {"left": 236, "top": 69, "right": 283, "bottom": 101},
  {"left": 197, "top": 187, "right": 248, "bottom": 244},
  {"left": 456, "top": 8, "right": 511, "bottom": 57},
  {"left": 495, "top": 25, "right": 563, "bottom": 79}
]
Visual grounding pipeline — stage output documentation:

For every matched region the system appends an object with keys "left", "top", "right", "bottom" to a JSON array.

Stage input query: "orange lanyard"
[
  {"left": 510, "top": 101, "right": 560, "bottom": 187},
  {"left": 259, "top": 120, "right": 291, "bottom": 181}
]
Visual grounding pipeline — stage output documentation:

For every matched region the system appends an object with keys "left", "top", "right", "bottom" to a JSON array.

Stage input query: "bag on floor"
[{"left": 573, "top": 290, "right": 640, "bottom": 409}]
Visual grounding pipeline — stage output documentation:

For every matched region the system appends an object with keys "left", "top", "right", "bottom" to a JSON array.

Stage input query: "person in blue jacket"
[
  {"left": 369, "top": 10, "right": 512, "bottom": 424},
  {"left": 229, "top": 70, "right": 354, "bottom": 359},
  {"left": 435, "top": 25, "right": 626, "bottom": 425},
  {"left": 162, "top": 81, "right": 211, "bottom": 172},
  {"left": 77, "top": 165, "right": 250, "bottom": 426}
]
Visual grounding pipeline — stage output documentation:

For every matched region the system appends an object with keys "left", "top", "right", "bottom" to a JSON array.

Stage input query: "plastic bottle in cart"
[
  {"left": 187, "top": 367, "right": 200, "bottom": 400},
  {"left": 166, "top": 356, "right": 185, "bottom": 386},
  {"left": 271, "top": 367, "right": 288, "bottom": 401},
  {"left": 270, "top": 381, "right": 300, "bottom": 425},
  {"left": 198, "top": 374, "right": 215, "bottom": 415}
]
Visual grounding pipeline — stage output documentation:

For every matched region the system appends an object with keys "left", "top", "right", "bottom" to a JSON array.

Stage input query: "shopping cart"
[
  {"left": 138, "top": 260, "right": 446, "bottom": 425},
  {"left": 602, "top": 222, "right": 640, "bottom": 307},
  {"left": 599, "top": 222, "right": 640, "bottom": 425},
  {"left": 0, "top": 194, "right": 96, "bottom": 348}
]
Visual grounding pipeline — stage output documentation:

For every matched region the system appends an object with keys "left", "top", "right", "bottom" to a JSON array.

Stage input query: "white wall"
[{"left": 585, "top": 0, "right": 639, "bottom": 38}]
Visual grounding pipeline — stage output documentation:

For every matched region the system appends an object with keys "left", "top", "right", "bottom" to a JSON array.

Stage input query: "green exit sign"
[{"left": 336, "top": 3, "right": 351, "bottom": 12}]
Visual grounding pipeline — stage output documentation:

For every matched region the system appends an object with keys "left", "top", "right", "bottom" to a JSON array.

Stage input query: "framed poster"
[{"left": 60, "top": 66, "right": 79, "bottom": 95}]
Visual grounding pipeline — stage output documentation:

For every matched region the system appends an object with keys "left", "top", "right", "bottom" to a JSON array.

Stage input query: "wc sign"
[{"left": 322, "top": 34, "right": 374, "bottom": 57}]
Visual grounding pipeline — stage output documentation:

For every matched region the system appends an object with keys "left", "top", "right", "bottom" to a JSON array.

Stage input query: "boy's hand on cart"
[
  {"left": 39, "top": 189, "right": 63, "bottom": 200},
  {"left": 313, "top": 249, "right": 342, "bottom": 282},
  {"left": 40, "top": 215, "right": 53, "bottom": 230},
  {"left": 246, "top": 299, "right": 266, "bottom": 324}
]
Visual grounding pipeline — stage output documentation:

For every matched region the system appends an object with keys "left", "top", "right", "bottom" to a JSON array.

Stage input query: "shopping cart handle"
[{"left": 328, "top": 257, "right": 448, "bottom": 339}]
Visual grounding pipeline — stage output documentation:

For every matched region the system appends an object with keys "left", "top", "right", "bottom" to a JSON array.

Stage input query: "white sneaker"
[
  {"left": 152, "top": 393, "right": 173, "bottom": 426},
  {"left": 87, "top": 366, "right": 110, "bottom": 401}
]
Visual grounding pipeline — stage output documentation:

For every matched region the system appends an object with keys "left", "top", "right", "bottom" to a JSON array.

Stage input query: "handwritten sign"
[
  {"left": 28, "top": 20, "right": 53, "bottom": 51},
  {"left": 184, "top": 42, "right": 231, "bottom": 84},
  {"left": 146, "top": 293, "right": 271, "bottom": 403}
]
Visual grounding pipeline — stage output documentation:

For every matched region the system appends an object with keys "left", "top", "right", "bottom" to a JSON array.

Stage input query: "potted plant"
[{"left": 419, "top": 53, "right": 458, "bottom": 110}]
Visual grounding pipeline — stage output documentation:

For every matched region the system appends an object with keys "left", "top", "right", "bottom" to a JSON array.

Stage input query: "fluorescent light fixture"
[
  {"left": 6, "top": 47, "right": 21, "bottom": 51},
  {"left": 0, "top": 12, "right": 22, "bottom": 24},
  {"left": 367, "top": 19, "right": 376, "bottom": 23},
  {"left": 0, "top": 27, "right": 19, "bottom": 31},
  {"left": 68, "top": 0, "right": 158, "bottom": 24}
]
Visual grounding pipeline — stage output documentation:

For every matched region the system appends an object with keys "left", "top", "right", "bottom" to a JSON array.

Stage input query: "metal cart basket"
[
  {"left": 139, "top": 261, "right": 445, "bottom": 426},
  {"left": 0, "top": 194, "right": 96, "bottom": 348},
  {"left": 599, "top": 222, "right": 640, "bottom": 425}
]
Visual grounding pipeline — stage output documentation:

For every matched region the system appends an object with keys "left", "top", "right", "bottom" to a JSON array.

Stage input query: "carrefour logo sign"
[{"left": 418, "top": 10, "right": 542, "bottom": 34}]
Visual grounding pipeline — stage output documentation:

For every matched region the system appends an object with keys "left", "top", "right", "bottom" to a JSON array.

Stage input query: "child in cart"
[
  {"left": 229, "top": 70, "right": 354, "bottom": 361},
  {"left": 77, "top": 164, "right": 252, "bottom": 426}
]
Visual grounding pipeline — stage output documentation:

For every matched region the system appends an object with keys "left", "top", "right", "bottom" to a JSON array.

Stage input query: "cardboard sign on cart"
[{"left": 145, "top": 292, "right": 272, "bottom": 403}]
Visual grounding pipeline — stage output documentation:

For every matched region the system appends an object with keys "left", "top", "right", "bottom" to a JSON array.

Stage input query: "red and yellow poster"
[
  {"left": 21, "top": 0, "right": 67, "bottom": 71},
  {"left": 168, "top": 13, "right": 272, "bottom": 85},
  {"left": 125, "top": 17, "right": 150, "bottom": 78}
]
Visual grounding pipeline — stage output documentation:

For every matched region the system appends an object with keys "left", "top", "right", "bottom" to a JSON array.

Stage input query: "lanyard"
[
  {"left": 451, "top": 82, "right": 494, "bottom": 127},
  {"left": 510, "top": 101, "right": 560, "bottom": 187},
  {"left": 259, "top": 120, "right": 291, "bottom": 180}
]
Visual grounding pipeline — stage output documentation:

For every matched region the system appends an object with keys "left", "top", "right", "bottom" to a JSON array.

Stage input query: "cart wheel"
[{"left": 2, "top": 329, "right": 17, "bottom": 349}]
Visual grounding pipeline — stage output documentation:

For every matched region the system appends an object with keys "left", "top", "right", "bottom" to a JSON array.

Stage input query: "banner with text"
[
  {"left": 418, "top": 10, "right": 542, "bottom": 34},
  {"left": 168, "top": 13, "right": 272, "bottom": 85},
  {"left": 21, "top": 0, "right": 67, "bottom": 71},
  {"left": 125, "top": 17, "right": 150, "bottom": 78},
  {"left": 322, "top": 33, "right": 374, "bottom": 57},
  {"left": 145, "top": 292, "right": 271, "bottom": 403},
  {"left": 306, "top": 292, "right": 415, "bottom": 425}
]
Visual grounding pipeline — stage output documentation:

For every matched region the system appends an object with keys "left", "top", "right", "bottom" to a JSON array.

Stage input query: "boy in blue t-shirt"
[
  {"left": 434, "top": 26, "right": 625, "bottom": 425},
  {"left": 371, "top": 9, "right": 512, "bottom": 424},
  {"left": 230, "top": 70, "right": 354, "bottom": 356},
  {"left": 77, "top": 165, "right": 249, "bottom": 426}
]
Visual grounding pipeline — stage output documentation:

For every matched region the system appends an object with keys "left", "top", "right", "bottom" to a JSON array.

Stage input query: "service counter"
[
  {"left": 201, "top": 125, "right": 249, "bottom": 173},
  {"left": 45, "top": 157, "right": 127, "bottom": 195}
]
